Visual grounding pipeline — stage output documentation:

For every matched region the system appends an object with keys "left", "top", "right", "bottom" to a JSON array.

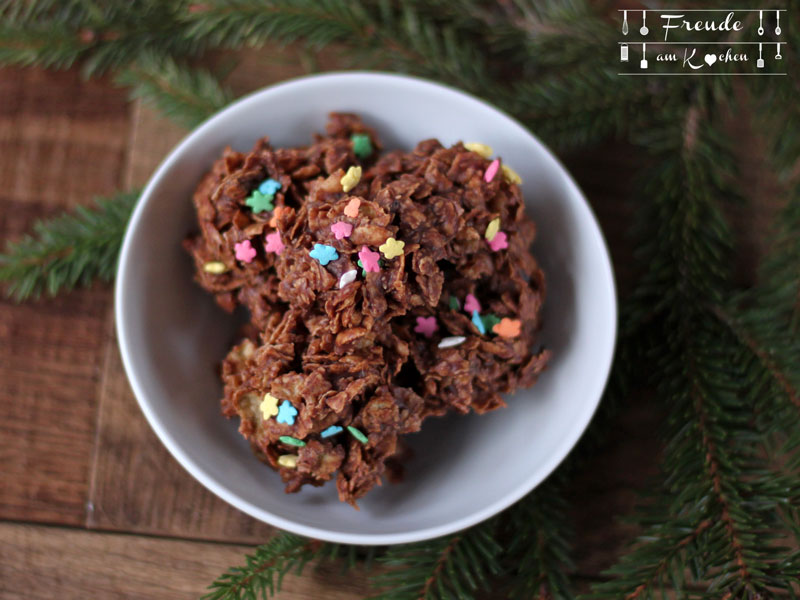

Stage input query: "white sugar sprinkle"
[
  {"left": 338, "top": 269, "right": 358, "bottom": 289},
  {"left": 438, "top": 336, "right": 466, "bottom": 349}
]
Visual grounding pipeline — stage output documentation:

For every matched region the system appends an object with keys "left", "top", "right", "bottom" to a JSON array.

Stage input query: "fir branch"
[
  {"left": 202, "top": 532, "right": 342, "bottom": 600},
  {"left": 369, "top": 520, "right": 502, "bottom": 600},
  {"left": 502, "top": 474, "right": 575, "bottom": 600},
  {"left": 116, "top": 53, "right": 234, "bottom": 129},
  {"left": 592, "top": 109, "right": 799, "bottom": 598},
  {"left": 0, "top": 0, "right": 206, "bottom": 77},
  {"left": 0, "top": 191, "right": 139, "bottom": 302}
]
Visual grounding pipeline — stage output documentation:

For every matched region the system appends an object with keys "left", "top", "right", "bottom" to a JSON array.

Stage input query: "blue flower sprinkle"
[
  {"left": 309, "top": 243, "right": 339, "bottom": 266},
  {"left": 258, "top": 178, "right": 282, "bottom": 196},
  {"left": 276, "top": 400, "right": 298, "bottom": 425}
]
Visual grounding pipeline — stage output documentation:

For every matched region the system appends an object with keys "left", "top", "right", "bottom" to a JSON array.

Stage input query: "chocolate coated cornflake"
[{"left": 184, "top": 113, "right": 550, "bottom": 507}]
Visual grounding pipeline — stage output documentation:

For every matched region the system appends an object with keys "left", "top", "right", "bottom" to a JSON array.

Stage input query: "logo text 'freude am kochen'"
[{"left": 618, "top": 9, "right": 786, "bottom": 75}]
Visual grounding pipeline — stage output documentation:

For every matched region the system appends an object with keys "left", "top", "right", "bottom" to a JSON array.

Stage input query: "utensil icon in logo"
[
  {"left": 776, "top": 43, "right": 782, "bottom": 60},
  {"left": 622, "top": 10, "right": 629, "bottom": 35},
  {"left": 621, "top": 43, "right": 629, "bottom": 62},
  {"left": 775, "top": 11, "right": 781, "bottom": 35},
  {"left": 757, "top": 43, "right": 764, "bottom": 68},
  {"left": 640, "top": 43, "right": 648, "bottom": 69},
  {"left": 758, "top": 10, "right": 764, "bottom": 36},
  {"left": 640, "top": 10, "right": 649, "bottom": 35}
]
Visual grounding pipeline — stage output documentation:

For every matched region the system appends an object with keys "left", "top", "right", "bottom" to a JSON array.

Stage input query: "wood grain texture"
[
  {"left": 0, "top": 66, "right": 130, "bottom": 526},
  {"left": 0, "top": 522, "right": 374, "bottom": 600},
  {"left": 85, "top": 50, "right": 313, "bottom": 541}
]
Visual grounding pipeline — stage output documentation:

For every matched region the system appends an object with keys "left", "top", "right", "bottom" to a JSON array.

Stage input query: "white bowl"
[{"left": 116, "top": 72, "right": 616, "bottom": 545}]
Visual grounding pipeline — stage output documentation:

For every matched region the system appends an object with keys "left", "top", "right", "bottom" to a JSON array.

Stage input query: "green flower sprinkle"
[
  {"left": 347, "top": 426, "right": 368, "bottom": 445},
  {"left": 351, "top": 133, "right": 373, "bottom": 158},
  {"left": 448, "top": 295, "right": 460, "bottom": 310},
  {"left": 245, "top": 190, "right": 274, "bottom": 213},
  {"left": 279, "top": 435, "right": 306, "bottom": 447}
]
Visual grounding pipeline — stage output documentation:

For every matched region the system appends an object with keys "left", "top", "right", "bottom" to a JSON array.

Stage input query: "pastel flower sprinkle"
[
  {"left": 379, "top": 237, "right": 405, "bottom": 259},
  {"left": 488, "top": 231, "right": 508, "bottom": 252},
  {"left": 260, "top": 393, "right": 280, "bottom": 420},
  {"left": 331, "top": 221, "right": 353, "bottom": 240},
  {"left": 276, "top": 400, "right": 298, "bottom": 425},
  {"left": 472, "top": 310, "right": 486, "bottom": 334},
  {"left": 347, "top": 426, "right": 368, "bottom": 445},
  {"left": 448, "top": 296, "right": 460, "bottom": 310},
  {"left": 351, "top": 133, "right": 373, "bottom": 158},
  {"left": 340, "top": 165, "right": 362, "bottom": 192},
  {"left": 464, "top": 293, "right": 481, "bottom": 314},
  {"left": 338, "top": 269, "right": 358, "bottom": 289},
  {"left": 484, "top": 159, "right": 500, "bottom": 183},
  {"left": 485, "top": 218, "right": 501, "bottom": 241},
  {"left": 481, "top": 314, "right": 501, "bottom": 333},
  {"left": 358, "top": 246, "right": 381, "bottom": 273},
  {"left": 310, "top": 243, "right": 339, "bottom": 265},
  {"left": 269, "top": 205, "right": 288, "bottom": 227},
  {"left": 203, "top": 261, "right": 228, "bottom": 274},
  {"left": 357, "top": 259, "right": 382, "bottom": 277},
  {"left": 321, "top": 425, "right": 343, "bottom": 438},
  {"left": 438, "top": 336, "right": 466, "bottom": 349},
  {"left": 278, "top": 454, "right": 298, "bottom": 468},
  {"left": 234, "top": 239, "right": 256, "bottom": 263},
  {"left": 493, "top": 318, "right": 522, "bottom": 338},
  {"left": 258, "top": 178, "right": 282, "bottom": 196},
  {"left": 502, "top": 164, "right": 522, "bottom": 185},
  {"left": 344, "top": 197, "right": 361, "bottom": 218},
  {"left": 279, "top": 435, "right": 306, "bottom": 447},
  {"left": 414, "top": 316, "right": 438, "bottom": 338},
  {"left": 464, "top": 142, "right": 493, "bottom": 159},
  {"left": 264, "top": 231, "right": 284, "bottom": 255},
  {"left": 245, "top": 190, "right": 274, "bottom": 213}
]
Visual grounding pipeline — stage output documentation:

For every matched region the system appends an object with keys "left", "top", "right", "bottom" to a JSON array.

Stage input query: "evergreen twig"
[
  {"left": 116, "top": 53, "right": 234, "bottom": 128},
  {"left": 0, "top": 191, "right": 139, "bottom": 301},
  {"left": 369, "top": 520, "right": 503, "bottom": 600}
]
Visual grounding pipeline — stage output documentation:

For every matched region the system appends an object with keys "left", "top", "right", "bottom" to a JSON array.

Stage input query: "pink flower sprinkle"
[
  {"left": 414, "top": 316, "right": 438, "bottom": 338},
  {"left": 484, "top": 159, "right": 500, "bottom": 183},
  {"left": 331, "top": 221, "right": 353, "bottom": 240},
  {"left": 358, "top": 246, "right": 381, "bottom": 273},
  {"left": 234, "top": 239, "right": 257, "bottom": 263},
  {"left": 464, "top": 293, "right": 481, "bottom": 314},
  {"left": 488, "top": 231, "right": 508, "bottom": 252},
  {"left": 264, "top": 231, "right": 284, "bottom": 255}
]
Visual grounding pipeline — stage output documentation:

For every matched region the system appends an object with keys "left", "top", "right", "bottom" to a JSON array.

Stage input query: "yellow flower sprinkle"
[
  {"left": 501, "top": 164, "right": 522, "bottom": 185},
  {"left": 464, "top": 142, "right": 493, "bottom": 159},
  {"left": 340, "top": 165, "right": 362, "bottom": 193},
  {"left": 379, "top": 237, "right": 405, "bottom": 259},
  {"left": 485, "top": 218, "right": 501, "bottom": 241},
  {"left": 277, "top": 454, "right": 298, "bottom": 468},
  {"left": 203, "top": 261, "right": 228, "bottom": 274},
  {"left": 260, "top": 393, "right": 280, "bottom": 419}
]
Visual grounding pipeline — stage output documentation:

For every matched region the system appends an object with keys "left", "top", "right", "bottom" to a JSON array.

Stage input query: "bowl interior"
[{"left": 116, "top": 72, "right": 616, "bottom": 545}]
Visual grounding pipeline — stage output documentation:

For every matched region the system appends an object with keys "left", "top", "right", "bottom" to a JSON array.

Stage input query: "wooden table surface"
[{"left": 2, "top": 53, "right": 764, "bottom": 599}]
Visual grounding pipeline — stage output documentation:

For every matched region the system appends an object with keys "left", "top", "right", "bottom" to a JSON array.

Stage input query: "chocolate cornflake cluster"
[{"left": 184, "top": 113, "right": 550, "bottom": 507}]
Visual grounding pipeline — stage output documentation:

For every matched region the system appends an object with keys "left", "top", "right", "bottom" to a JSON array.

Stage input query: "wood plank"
[
  {"left": 85, "top": 50, "right": 311, "bottom": 541},
  {"left": 0, "top": 522, "right": 374, "bottom": 600},
  {"left": 86, "top": 335, "right": 275, "bottom": 542},
  {"left": 0, "top": 66, "right": 130, "bottom": 526}
]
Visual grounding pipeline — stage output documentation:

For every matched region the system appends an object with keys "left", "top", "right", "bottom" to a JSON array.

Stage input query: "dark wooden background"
[{"left": 0, "top": 50, "right": 770, "bottom": 598}]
